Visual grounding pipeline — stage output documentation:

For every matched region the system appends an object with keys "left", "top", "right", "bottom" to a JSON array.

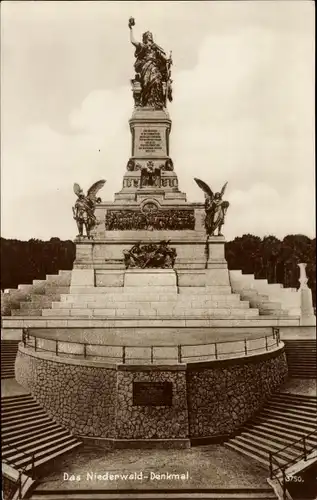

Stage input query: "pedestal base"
[{"left": 124, "top": 269, "right": 177, "bottom": 288}]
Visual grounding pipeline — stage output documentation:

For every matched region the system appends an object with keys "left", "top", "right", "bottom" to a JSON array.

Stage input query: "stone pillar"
[
  {"left": 205, "top": 237, "right": 230, "bottom": 286},
  {"left": 298, "top": 263, "right": 316, "bottom": 326}
]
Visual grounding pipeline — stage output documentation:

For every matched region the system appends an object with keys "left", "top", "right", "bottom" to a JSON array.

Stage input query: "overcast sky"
[{"left": 1, "top": 0, "right": 315, "bottom": 241}]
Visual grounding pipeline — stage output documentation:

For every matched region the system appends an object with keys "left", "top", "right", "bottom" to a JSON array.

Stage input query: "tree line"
[{"left": 1, "top": 234, "right": 315, "bottom": 306}]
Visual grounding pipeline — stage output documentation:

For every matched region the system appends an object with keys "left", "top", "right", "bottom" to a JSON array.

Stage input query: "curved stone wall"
[
  {"left": 187, "top": 350, "right": 288, "bottom": 440},
  {"left": 15, "top": 350, "right": 117, "bottom": 438},
  {"left": 15, "top": 345, "right": 287, "bottom": 445}
]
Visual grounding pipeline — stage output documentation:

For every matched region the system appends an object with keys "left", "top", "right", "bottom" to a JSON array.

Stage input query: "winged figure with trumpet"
[
  {"left": 194, "top": 178, "right": 229, "bottom": 237},
  {"left": 72, "top": 180, "right": 106, "bottom": 239}
]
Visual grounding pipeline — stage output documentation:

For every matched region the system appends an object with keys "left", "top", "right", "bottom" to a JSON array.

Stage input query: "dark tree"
[
  {"left": 0, "top": 238, "right": 75, "bottom": 290},
  {"left": 225, "top": 234, "right": 315, "bottom": 307}
]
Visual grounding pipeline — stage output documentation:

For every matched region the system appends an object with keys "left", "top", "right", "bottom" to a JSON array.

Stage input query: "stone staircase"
[
  {"left": 28, "top": 487, "right": 278, "bottom": 499},
  {"left": 1, "top": 393, "right": 82, "bottom": 473},
  {"left": 225, "top": 392, "right": 317, "bottom": 469},
  {"left": 2, "top": 270, "right": 71, "bottom": 317},
  {"left": 1, "top": 340, "right": 19, "bottom": 379},
  {"left": 3, "top": 268, "right": 307, "bottom": 324},
  {"left": 284, "top": 340, "right": 317, "bottom": 378},
  {"left": 40, "top": 285, "right": 259, "bottom": 320},
  {"left": 229, "top": 271, "right": 300, "bottom": 317}
]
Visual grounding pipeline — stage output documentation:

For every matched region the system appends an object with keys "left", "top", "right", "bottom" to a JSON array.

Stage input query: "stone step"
[
  {"left": 258, "top": 302, "right": 282, "bottom": 310},
  {"left": 11, "top": 309, "right": 43, "bottom": 316},
  {"left": 2, "top": 408, "right": 46, "bottom": 424},
  {"left": 241, "top": 428, "right": 317, "bottom": 450},
  {"left": 1, "top": 401, "right": 43, "bottom": 413},
  {"left": 286, "top": 358, "right": 317, "bottom": 364},
  {"left": 20, "top": 298, "right": 60, "bottom": 309},
  {"left": 68, "top": 286, "right": 233, "bottom": 295},
  {"left": 286, "top": 340, "right": 316, "bottom": 346},
  {"left": 260, "top": 290, "right": 299, "bottom": 300},
  {"left": 259, "top": 310, "right": 288, "bottom": 317},
  {"left": 17, "top": 284, "right": 34, "bottom": 292},
  {"left": 42, "top": 308, "right": 259, "bottom": 318},
  {"left": 241, "top": 292, "right": 270, "bottom": 301},
  {"left": 5, "top": 434, "right": 78, "bottom": 463},
  {"left": 46, "top": 273, "right": 71, "bottom": 285},
  {"left": 3, "top": 422, "right": 62, "bottom": 444},
  {"left": 60, "top": 293, "right": 242, "bottom": 304},
  {"left": 244, "top": 420, "right": 317, "bottom": 443},
  {"left": 232, "top": 434, "right": 298, "bottom": 461},
  {"left": 270, "top": 393, "right": 317, "bottom": 403},
  {"left": 224, "top": 441, "right": 270, "bottom": 468},
  {"left": 286, "top": 346, "right": 316, "bottom": 351},
  {"left": 252, "top": 415, "right": 316, "bottom": 435},
  {"left": 24, "top": 293, "right": 61, "bottom": 304},
  {"left": 2, "top": 428, "right": 70, "bottom": 456},
  {"left": 287, "top": 356, "right": 316, "bottom": 361},
  {"left": 1, "top": 394, "right": 33, "bottom": 403},
  {"left": 265, "top": 401, "right": 317, "bottom": 416},
  {"left": 286, "top": 353, "right": 317, "bottom": 358},
  {"left": 52, "top": 300, "right": 250, "bottom": 310},
  {"left": 2, "top": 410, "right": 49, "bottom": 427},
  {"left": 286, "top": 349, "right": 316, "bottom": 354},
  {"left": 1, "top": 372, "right": 15, "bottom": 379},
  {"left": 2, "top": 415, "right": 53, "bottom": 436},
  {"left": 32, "top": 279, "right": 47, "bottom": 285},
  {"left": 61, "top": 293, "right": 178, "bottom": 303},
  {"left": 15, "top": 439, "right": 81, "bottom": 469},
  {"left": 32, "top": 286, "right": 70, "bottom": 295},
  {"left": 180, "top": 286, "right": 232, "bottom": 295},
  {"left": 260, "top": 408, "right": 316, "bottom": 425},
  {"left": 253, "top": 282, "right": 284, "bottom": 290}
]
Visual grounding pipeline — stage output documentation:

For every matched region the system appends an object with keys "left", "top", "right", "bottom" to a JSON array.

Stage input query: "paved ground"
[
  {"left": 37, "top": 444, "right": 269, "bottom": 490},
  {"left": 1, "top": 378, "right": 29, "bottom": 397}
]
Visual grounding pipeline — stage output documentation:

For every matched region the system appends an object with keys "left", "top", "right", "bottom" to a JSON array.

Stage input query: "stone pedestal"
[
  {"left": 130, "top": 108, "right": 171, "bottom": 160},
  {"left": 298, "top": 263, "right": 316, "bottom": 326}
]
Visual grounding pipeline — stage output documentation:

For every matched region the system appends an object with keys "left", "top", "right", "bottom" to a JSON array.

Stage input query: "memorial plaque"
[
  {"left": 133, "top": 381, "right": 173, "bottom": 406},
  {"left": 134, "top": 127, "right": 166, "bottom": 156}
]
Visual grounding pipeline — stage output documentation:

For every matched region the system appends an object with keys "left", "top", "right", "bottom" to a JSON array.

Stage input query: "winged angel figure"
[
  {"left": 194, "top": 178, "right": 229, "bottom": 237},
  {"left": 72, "top": 180, "right": 106, "bottom": 238}
]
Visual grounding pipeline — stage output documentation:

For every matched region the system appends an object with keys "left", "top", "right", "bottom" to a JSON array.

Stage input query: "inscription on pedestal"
[
  {"left": 140, "top": 129, "right": 162, "bottom": 153},
  {"left": 133, "top": 381, "right": 173, "bottom": 406},
  {"left": 134, "top": 127, "right": 166, "bottom": 156}
]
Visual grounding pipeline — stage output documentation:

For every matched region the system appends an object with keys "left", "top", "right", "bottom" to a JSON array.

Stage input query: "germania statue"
[
  {"left": 128, "top": 17, "right": 173, "bottom": 109},
  {"left": 72, "top": 180, "right": 106, "bottom": 239},
  {"left": 194, "top": 178, "right": 230, "bottom": 237}
]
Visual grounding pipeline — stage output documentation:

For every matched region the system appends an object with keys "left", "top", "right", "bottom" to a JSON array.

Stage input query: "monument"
[
  {"left": 10, "top": 18, "right": 304, "bottom": 450},
  {"left": 71, "top": 18, "right": 232, "bottom": 290}
]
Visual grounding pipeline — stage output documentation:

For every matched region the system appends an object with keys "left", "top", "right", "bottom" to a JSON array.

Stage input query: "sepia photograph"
[{"left": 1, "top": 1, "right": 316, "bottom": 499}]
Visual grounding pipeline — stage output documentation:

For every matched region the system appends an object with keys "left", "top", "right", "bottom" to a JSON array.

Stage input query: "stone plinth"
[
  {"left": 73, "top": 233, "right": 226, "bottom": 273},
  {"left": 298, "top": 263, "right": 316, "bottom": 325},
  {"left": 129, "top": 108, "right": 171, "bottom": 160}
]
